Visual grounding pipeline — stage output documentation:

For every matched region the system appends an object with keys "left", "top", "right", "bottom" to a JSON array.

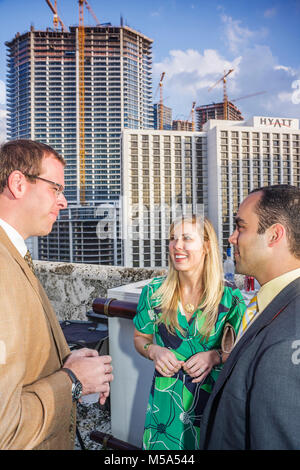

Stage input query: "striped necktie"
[
  {"left": 24, "top": 249, "right": 35, "bottom": 274},
  {"left": 237, "top": 294, "right": 258, "bottom": 340}
]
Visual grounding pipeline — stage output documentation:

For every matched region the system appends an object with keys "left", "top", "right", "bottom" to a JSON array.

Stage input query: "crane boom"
[
  {"left": 159, "top": 72, "right": 165, "bottom": 130},
  {"left": 208, "top": 69, "right": 234, "bottom": 120},
  {"left": 231, "top": 91, "right": 267, "bottom": 102},
  {"left": 191, "top": 101, "right": 196, "bottom": 131},
  {"left": 77, "top": 0, "right": 101, "bottom": 204},
  {"left": 45, "top": 0, "right": 68, "bottom": 31},
  {"left": 83, "top": 0, "right": 100, "bottom": 25},
  {"left": 207, "top": 69, "right": 234, "bottom": 92}
]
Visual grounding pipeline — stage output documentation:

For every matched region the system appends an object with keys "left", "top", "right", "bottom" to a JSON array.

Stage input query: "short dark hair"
[
  {"left": 250, "top": 184, "right": 300, "bottom": 259},
  {"left": 0, "top": 139, "right": 66, "bottom": 193}
]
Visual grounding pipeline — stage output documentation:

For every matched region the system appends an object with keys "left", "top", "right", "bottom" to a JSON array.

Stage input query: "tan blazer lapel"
[{"left": 0, "top": 227, "right": 70, "bottom": 365}]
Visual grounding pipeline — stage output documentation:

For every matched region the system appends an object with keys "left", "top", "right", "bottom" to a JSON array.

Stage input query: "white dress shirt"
[
  {"left": 0, "top": 218, "right": 28, "bottom": 257},
  {"left": 256, "top": 268, "right": 300, "bottom": 314}
]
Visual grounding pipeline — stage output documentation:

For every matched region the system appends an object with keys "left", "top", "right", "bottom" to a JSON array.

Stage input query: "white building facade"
[
  {"left": 122, "top": 116, "right": 300, "bottom": 267},
  {"left": 122, "top": 129, "right": 208, "bottom": 267},
  {"left": 205, "top": 116, "right": 300, "bottom": 254}
]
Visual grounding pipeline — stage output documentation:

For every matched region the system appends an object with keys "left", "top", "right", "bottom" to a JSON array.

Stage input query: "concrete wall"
[{"left": 34, "top": 260, "right": 166, "bottom": 322}]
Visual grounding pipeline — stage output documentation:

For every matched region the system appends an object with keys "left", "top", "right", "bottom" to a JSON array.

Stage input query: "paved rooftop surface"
[{"left": 75, "top": 401, "right": 112, "bottom": 450}]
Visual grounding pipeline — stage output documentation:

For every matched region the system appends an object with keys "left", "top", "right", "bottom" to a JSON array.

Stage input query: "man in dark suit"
[{"left": 200, "top": 184, "right": 300, "bottom": 450}]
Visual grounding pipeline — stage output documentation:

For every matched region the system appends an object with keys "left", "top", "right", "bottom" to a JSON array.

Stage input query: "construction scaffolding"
[{"left": 195, "top": 101, "right": 244, "bottom": 130}]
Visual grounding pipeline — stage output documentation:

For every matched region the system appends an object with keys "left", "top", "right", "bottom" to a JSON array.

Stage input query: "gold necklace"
[{"left": 184, "top": 303, "right": 195, "bottom": 314}]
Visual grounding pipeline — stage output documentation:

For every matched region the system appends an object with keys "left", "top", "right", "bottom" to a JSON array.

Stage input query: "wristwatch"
[{"left": 62, "top": 367, "right": 83, "bottom": 402}]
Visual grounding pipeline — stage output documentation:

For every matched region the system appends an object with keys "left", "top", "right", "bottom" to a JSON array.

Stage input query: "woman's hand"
[
  {"left": 149, "top": 344, "right": 184, "bottom": 377},
  {"left": 183, "top": 350, "right": 220, "bottom": 383}
]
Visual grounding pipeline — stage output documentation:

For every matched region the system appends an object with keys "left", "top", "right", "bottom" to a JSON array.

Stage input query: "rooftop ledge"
[
  {"left": 35, "top": 260, "right": 244, "bottom": 322},
  {"left": 34, "top": 260, "right": 166, "bottom": 322}
]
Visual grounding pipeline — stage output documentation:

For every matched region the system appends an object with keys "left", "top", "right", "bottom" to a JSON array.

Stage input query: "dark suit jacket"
[{"left": 199, "top": 276, "right": 300, "bottom": 450}]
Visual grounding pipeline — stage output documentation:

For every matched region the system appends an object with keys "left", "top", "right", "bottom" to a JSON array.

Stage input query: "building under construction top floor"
[
  {"left": 196, "top": 101, "right": 243, "bottom": 130},
  {"left": 172, "top": 120, "right": 193, "bottom": 131}
]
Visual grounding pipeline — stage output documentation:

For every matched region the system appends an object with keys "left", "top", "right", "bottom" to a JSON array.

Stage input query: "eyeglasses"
[{"left": 24, "top": 174, "right": 64, "bottom": 197}]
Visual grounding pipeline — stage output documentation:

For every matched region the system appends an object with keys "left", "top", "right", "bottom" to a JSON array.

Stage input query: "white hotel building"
[
  {"left": 121, "top": 116, "right": 300, "bottom": 268},
  {"left": 122, "top": 130, "right": 207, "bottom": 267}
]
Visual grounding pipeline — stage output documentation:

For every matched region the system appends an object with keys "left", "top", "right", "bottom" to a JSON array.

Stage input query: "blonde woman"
[{"left": 133, "top": 215, "right": 246, "bottom": 450}]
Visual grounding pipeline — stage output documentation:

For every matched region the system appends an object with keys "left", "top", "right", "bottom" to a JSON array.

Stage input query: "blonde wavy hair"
[{"left": 152, "top": 215, "right": 224, "bottom": 338}]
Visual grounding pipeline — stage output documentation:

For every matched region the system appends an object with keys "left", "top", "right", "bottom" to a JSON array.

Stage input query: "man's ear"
[
  {"left": 267, "top": 223, "right": 285, "bottom": 247},
  {"left": 7, "top": 171, "right": 27, "bottom": 199}
]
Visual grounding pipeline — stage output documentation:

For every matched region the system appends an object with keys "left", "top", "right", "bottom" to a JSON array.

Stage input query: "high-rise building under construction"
[
  {"left": 153, "top": 103, "right": 172, "bottom": 130},
  {"left": 6, "top": 23, "right": 153, "bottom": 264},
  {"left": 196, "top": 101, "right": 243, "bottom": 130}
]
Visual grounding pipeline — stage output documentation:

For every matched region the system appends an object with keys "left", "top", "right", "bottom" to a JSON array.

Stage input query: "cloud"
[
  {"left": 153, "top": 42, "right": 300, "bottom": 121},
  {"left": 278, "top": 91, "right": 293, "bottom": 103},
  {"left": 154, "top": 48, "right": 238, "bottom": 78},
  {"left": 153, "top": 48, "right": 241, "bottom": 94},
  {"left": 221, "top": 14, "right": 268, "bottom": 54},
  {"left": 153, "top": 48, "right": 243, "bottom": 117},
  {"left": 152, "top": 9, "right": 300, "bottom": 121},
  {"left": 223, "top": 45, "right": 300, "bottom": 118},
  {"left": 264, "top": 8, "right": 277, "bottom": 18},
  {"left": 274, "top": 64, "right": 296, "bottom": 76},
  {"left": 150, "top": 8, "right": 162, "bottom": 17}
]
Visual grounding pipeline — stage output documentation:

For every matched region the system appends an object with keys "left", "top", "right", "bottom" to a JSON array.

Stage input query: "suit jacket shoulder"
[{"left": 200, "top": 276, "right": 300, "bottom": 450}]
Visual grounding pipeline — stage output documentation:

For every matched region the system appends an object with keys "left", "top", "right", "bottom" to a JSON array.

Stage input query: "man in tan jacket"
[{"left": 0, "top": 139, "right": 113, "bottom": 450}]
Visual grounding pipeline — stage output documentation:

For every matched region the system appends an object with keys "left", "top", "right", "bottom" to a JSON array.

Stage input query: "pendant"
[{"left": 184, "top": 303, "right": 195, "bottom": 314}]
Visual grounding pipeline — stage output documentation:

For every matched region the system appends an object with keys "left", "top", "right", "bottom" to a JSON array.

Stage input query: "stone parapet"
[
  {"left": 34, "top": 261, "right": 166, "bottom": 322},
  {"left": 34, "top": 260, "right": 244, "bottom": 322}
]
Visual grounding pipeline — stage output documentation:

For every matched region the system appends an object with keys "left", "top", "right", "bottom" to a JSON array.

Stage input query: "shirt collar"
[
  {"left": 257, "top": 268, "right": 300, "bottom": 313},
  {"left": 0, "top": 218, "right": 28, "bottom": 257}
]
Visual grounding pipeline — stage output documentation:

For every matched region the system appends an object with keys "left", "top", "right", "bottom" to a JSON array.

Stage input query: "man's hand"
[{"left": 63, "top": 348, "right": 113, "bottom": 402}]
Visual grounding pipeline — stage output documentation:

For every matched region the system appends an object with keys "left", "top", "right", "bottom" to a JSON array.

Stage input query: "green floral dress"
[{"left": 133, "top": 276, "right": 246, "bottom": 450}]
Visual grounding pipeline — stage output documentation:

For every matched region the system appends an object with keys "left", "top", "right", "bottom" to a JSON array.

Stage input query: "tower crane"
[
  {"left": 78, "top": 0, "right": 86, "bottom": 204},
  {"left": 82, "top": 0, "right": 100, "bottom": 25},
  {"left": 159, "top": 72, "right": 165, "bottom": 130},
  {"left": 45, "top": 0, "right": 68, "bottom": 31},
  {"left": 208, "top": 69, "right": 234, "bottom": 120},
  {"left": 190, "top": 101, "right": 196, "bottom": 131},
  {"left": 153, "top": 72, "right": 166, "bottom": 130},
  {"left": 46, "top": 0, "right": 100, "bottom": 204},
  {"left": 231, "top": 91, "right": 267, "bottom": 103},
  {"left": 78, "top": 0, "right": 100, "bottom": 204}
]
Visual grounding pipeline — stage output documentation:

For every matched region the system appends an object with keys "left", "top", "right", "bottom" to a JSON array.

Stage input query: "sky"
[{"left": 0, "top": 0, "right": 300, "bottom": 141}]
